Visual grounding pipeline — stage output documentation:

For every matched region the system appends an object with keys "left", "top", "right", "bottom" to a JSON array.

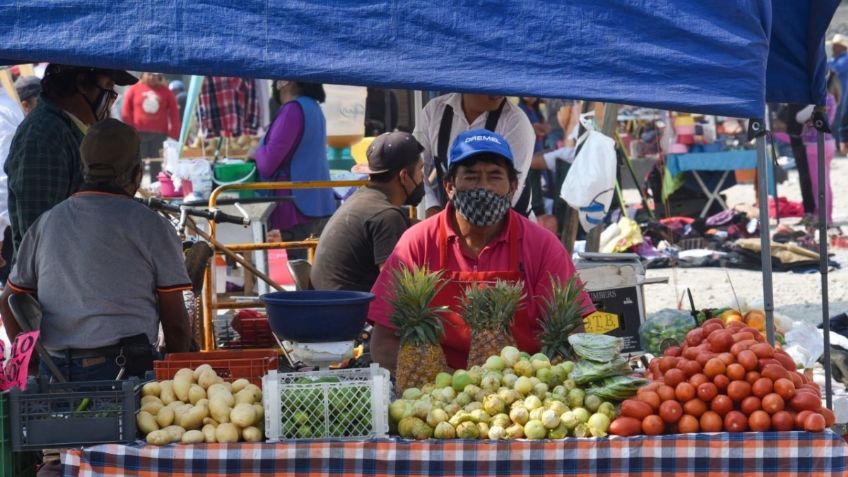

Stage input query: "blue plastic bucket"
[{"left": 260, "top": 290, "right": 375, "bottom": 342}]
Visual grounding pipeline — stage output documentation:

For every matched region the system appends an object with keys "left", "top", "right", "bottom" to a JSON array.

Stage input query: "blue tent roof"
[
  {"left": 766, "top": 0, "right": 840, "bottom": 105},
  {"left": 0, "top": 1, "right": 837, "bottom": 117}
]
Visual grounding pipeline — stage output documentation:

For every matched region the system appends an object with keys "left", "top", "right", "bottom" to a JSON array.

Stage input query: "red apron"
[{"left": 433, "top": 210, "right": 541, "bottom": 370}]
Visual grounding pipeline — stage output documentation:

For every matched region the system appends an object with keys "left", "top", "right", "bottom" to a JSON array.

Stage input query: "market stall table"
[
  {"left": 664, "top": 150, "right": 776, "bottom": 218},
  {"left": 62, "top": 430, "right": 848, "bottom": 476}
]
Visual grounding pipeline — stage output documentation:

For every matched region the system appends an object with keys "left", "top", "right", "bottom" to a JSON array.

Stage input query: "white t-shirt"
[
  {"left": 0, "top": 91, "right": 24, "bottom": 231},
  {"left": 413, "top": 93, "right": 535, "bottom": 210}
]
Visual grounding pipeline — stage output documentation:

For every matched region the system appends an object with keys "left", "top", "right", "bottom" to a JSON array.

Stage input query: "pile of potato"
[{"left": 137, "top": 364, "right": 265, "bottom": 445}]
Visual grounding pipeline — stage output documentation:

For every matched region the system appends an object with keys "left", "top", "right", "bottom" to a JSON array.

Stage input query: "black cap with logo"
[{"left": 352, "top": 132, "right": 423, "bottom": 175}]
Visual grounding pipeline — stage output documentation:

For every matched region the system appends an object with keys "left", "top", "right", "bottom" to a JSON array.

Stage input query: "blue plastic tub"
[{"left": 260, "top": 290, "right": 376, "bottom": 342}]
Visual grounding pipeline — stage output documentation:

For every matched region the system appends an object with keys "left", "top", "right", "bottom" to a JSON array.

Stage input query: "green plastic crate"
[{"left": 0, "top": 393, "right": 37, "bottom": 477}]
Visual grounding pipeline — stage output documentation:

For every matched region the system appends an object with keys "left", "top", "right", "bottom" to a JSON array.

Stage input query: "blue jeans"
[{"left": 39, "top": 354, "right": 122, "bottom": 382}]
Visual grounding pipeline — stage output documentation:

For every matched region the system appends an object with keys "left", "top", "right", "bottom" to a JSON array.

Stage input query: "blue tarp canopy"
[
  {"left": 767, "top": 0, "right": 840, "bottom": 106},
  {"left": 0, "top": 1, "right": 838, "bottom": 117}
]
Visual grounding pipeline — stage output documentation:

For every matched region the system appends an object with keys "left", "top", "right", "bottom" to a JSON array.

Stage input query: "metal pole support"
[
  {"left": 748, "top": 118, "right": 775, "bottom": 346},
  {"left": 813, "top": 108, "right": 834, "bottom": 409}
]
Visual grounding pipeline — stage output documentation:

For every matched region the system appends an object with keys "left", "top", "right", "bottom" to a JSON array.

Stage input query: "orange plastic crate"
[{"left": 154, "top": 349, "right": 280, "bottom": 387}]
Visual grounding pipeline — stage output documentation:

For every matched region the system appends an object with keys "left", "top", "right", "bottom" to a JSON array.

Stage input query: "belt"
[{"left": 46, "top": 344, "right": 123, "bottom": 360}]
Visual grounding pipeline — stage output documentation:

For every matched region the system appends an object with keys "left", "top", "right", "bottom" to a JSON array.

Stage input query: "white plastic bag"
[
  {"left": 784, "top": 321, "right": 825, "bottom": 369},
  {"left": 560, "top": 114, "right": 616, "bottom": 231}
]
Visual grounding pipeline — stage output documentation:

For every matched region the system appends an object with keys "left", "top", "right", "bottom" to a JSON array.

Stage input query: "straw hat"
[{"left": 828, "top": 34, "right": 848, "bottom": 49}]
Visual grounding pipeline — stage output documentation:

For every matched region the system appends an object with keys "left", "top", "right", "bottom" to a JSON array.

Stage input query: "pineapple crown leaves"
[
  {"left": 460, "top": 279, "right": 525, "bottom": 333},
  {"left": 388, "top": 264, "right": 449, "bottom": 346},
  {"left": 537, "top": 274, "right": 587, "bottom": 358}
]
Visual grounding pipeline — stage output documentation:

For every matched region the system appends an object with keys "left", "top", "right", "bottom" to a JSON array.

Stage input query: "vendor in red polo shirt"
[{"left": 368, "top": 128, "right": 594, "bottom": 372}]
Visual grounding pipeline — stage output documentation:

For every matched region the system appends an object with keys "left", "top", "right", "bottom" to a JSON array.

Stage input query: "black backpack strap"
[
  {"left": 485, "top": 99, "right": 506, "bottom": 131},
  {"left": 433, "top": 104, "right": 454, "bottom": 206}
]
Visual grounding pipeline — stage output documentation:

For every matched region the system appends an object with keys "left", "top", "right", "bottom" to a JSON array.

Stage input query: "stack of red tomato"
[{"left": 610, "top": 318, "right": 834, "bottom": 436}]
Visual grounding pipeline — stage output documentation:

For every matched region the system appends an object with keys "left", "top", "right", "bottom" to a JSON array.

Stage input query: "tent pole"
[
  {"left": 814, "top": 112, "right": 833, "bottom": 409},
  {"left": 753, "top": 120, "right": 775, "bottom": 346}
]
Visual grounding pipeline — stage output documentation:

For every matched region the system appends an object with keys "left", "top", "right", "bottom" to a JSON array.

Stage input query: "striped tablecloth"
[{"left": 62, "top": 430, "right": 848, "bottom": 476}]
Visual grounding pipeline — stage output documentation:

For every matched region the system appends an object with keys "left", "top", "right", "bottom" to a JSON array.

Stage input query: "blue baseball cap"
[{"left": 448, "top": 129, "right": 515, "bottom": 169}]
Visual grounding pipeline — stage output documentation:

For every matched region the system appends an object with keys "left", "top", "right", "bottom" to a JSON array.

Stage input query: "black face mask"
[
  {"left": 82, "top": 86, "right": 117, "bottom": 121},
  {"left": 402, "top": 176, "right": 425, "bottom": 206}
]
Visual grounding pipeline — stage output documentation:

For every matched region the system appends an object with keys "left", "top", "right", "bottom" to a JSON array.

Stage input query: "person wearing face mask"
[
  {"left": 4, "top": 64, "right": 137, "bottom": 256},
  {"left": 414, "top": 93, "right": 536, "bottom": 219},
  {"left": 368, "top": 129, "right": 594, "bottom": 371},
  {"left": 251, "top": 80, "right": 336, "bottom": 260},
  {"left": 310, "top": 132, "right": 424, "bottom": 292}
]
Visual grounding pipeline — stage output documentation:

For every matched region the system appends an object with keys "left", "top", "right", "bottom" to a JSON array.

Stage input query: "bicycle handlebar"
[{"left": 136, "top": 197, "right": 251, "bottom": 226}]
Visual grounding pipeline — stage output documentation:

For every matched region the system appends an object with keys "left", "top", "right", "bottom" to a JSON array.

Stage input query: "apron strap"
[
  {"left": 507, "top": 210, "right": 520, "bottom": 272},
  {"left": 438, "top": 213, "right": 449, "bottom": 269}
]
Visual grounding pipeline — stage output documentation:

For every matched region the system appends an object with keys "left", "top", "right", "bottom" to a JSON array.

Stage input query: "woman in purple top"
[
  {"left": 798, "top": 72, "right": 839, "bottom": 228},
  {"left": 253, "top": 81, "right": 336, "bottom": 260}
]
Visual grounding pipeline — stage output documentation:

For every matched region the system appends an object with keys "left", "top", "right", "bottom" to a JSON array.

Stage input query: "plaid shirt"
[
  {"left": 4, "top": 94, "right": 85, "bottom": 253},
  {"left": 198, "top": 76, "right": 259, "bottom": 138}
]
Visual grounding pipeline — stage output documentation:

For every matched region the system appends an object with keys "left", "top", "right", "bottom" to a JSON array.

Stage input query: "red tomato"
[
  {"left": 697, "top": 382, "right": 719, "bottom": 402},
  {"left": 704, "top": 358, "right": 726, "bottom": 379},
  {"left": 664, "top": 369, "right": 686, "bottom": 388},
  {"left": 804, "top": 413, "right": 826, "bottom": 432},
  {"left": 675, "top": 382, "right": 696, "bottom": 403},
  {"left": 771, "top": 410, "right": 794, "bottom": 431},
  {"left": 659, "top": 400, "right": 683, "bottom": 424},
  {"left": 726, "top": 363, "right": 746, "bottom": 381},
  {"left": 740, "top": 396, "right": 762, "bottom": 416},
  {"left": 736, "top": 350, "right": 758, "bottom": 372},
  {"left": 712, "top": 374, "right": 730, "bottom": 392},
  {"left": 683, "top": 399, "right": 708, "bottom": 418},
  {"left": 748, "top": 410, "right": 771, "bottom": 432},
  {"left": 710, "top": 395, "right": 734, "bottom": 417},
  {"left": 724, "top": 411, "right": 748, "bottom": 432},
  {"left": 642, "top": 415, "right": 665, "bottom": 436},
  {"left": 752, "top": 378, "right": 774, "bottom": 398},
  {"left": 727, "top": 380, "right": 752, "bottom": 403},
  {"left": 761, "top": 393, "right": 785, "bottom": 415},
  {"left": 773, "top": 378, "right": 796, "bottom": 401},
  {"left": 678, "top": 414, "right": 700, "bottom": 434},
  {"left": 699, "top": 411, "right": 723, "bottom": 432}
]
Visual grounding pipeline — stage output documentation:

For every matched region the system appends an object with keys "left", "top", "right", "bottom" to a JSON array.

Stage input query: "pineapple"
[
  {"left": 537, "top": 275, "right": 586, "bottom": 362},
  {"left": 462, "top": 279, "right": 525, "bottom": 367},
  {"left": 389, "top": 265, "right": 449, "bottom": 394}
]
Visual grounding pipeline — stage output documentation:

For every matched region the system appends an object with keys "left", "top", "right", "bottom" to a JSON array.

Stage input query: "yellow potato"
[
  {"left": 146, "top": 430, "right": 171, "bottom": 446},
  {"left": 242, "top": 426, "right": 263, "bottom": 442},
  {"left": 188, "top": 384, "right": 206, "bottom": 405},
  {"left": 137, "top": 411, "right": 159, "bottom": 435},
  {"left": 193, "top": 364, "right": 214, "bottom": 381},
  {"left": 159, "top": 381, "right": 177, "bottom": 405},
  {"left": 155, "top": 406, "right": 175, "bottom": 428},
  {"left": 198, "top": 370, "right": 220, "bottom": 389},
  {"left": 181, "top": 430, "right": 205, "bottom": 444},
  {"left": 174, "top": 373, "right": 193, "bottom": 402},
  {"left": 180, "top": 404, "right": 209, "bottom": 431},
  {"left": 202, "top": 423, "right": 217, "bottom": 443},
  {"left": 209, "top": 396, "right": 231, "bottom": 424},
  {"left": 140, "top": 402, "right": 164, "bottom": 416},
  {"left": 231, "top": 378, "right": 250, "bottom": 394},
  {"left": 163, "top": 425, "right": 186, "bottom": 443},
  {"left": 141, "top": 395, "right": 162, "bottom": 407},
  {"left": 215, "top": 423, "right": 240, "bottom": 443},
  {"left": 230, "top": 403, "right": 257, "bottom": 428},
  {"left": 142, "top": 382, "right": 162, "bottom": 397},
  {"left": 234, "top": 389, "right": 257, "bottom": 405}
]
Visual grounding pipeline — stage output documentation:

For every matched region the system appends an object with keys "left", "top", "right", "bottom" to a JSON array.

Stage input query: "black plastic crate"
[{"left": 9, "top": 379, "right": 138, "bottom": 450}]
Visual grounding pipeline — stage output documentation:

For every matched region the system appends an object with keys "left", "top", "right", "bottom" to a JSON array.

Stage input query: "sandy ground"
[{"left": 622, "top": 154, "right": 848, "bottom": 326}]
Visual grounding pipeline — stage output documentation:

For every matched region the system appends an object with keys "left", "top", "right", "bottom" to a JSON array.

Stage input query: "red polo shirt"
[{"left": 368, "top": 204, "right": 594, "bottom": 334}]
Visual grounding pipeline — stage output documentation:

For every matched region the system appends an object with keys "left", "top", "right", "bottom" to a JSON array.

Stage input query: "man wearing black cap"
[
  {"left": 310, "top": 132, "right": 424, "bottom": 292},
  {"left": 0, "top": 119, "right": 192, "bottom": 382},
  {"left": 4, "top": 64, "right": 137, "bottom": 256}
]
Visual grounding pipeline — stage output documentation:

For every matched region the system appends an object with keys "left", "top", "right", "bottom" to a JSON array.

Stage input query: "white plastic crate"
[{"left": 263, "top": 364, "right": 390, "bottom": 441}]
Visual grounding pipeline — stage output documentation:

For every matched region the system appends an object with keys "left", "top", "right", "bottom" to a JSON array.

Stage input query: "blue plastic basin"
[{"left": 260, "top": 290, "right": 376, "bottom": 342}]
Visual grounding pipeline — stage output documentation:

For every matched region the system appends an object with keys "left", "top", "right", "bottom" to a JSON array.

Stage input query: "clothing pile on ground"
[{"left": 600, "top": 208, "right": 839, "bottom": 273}]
